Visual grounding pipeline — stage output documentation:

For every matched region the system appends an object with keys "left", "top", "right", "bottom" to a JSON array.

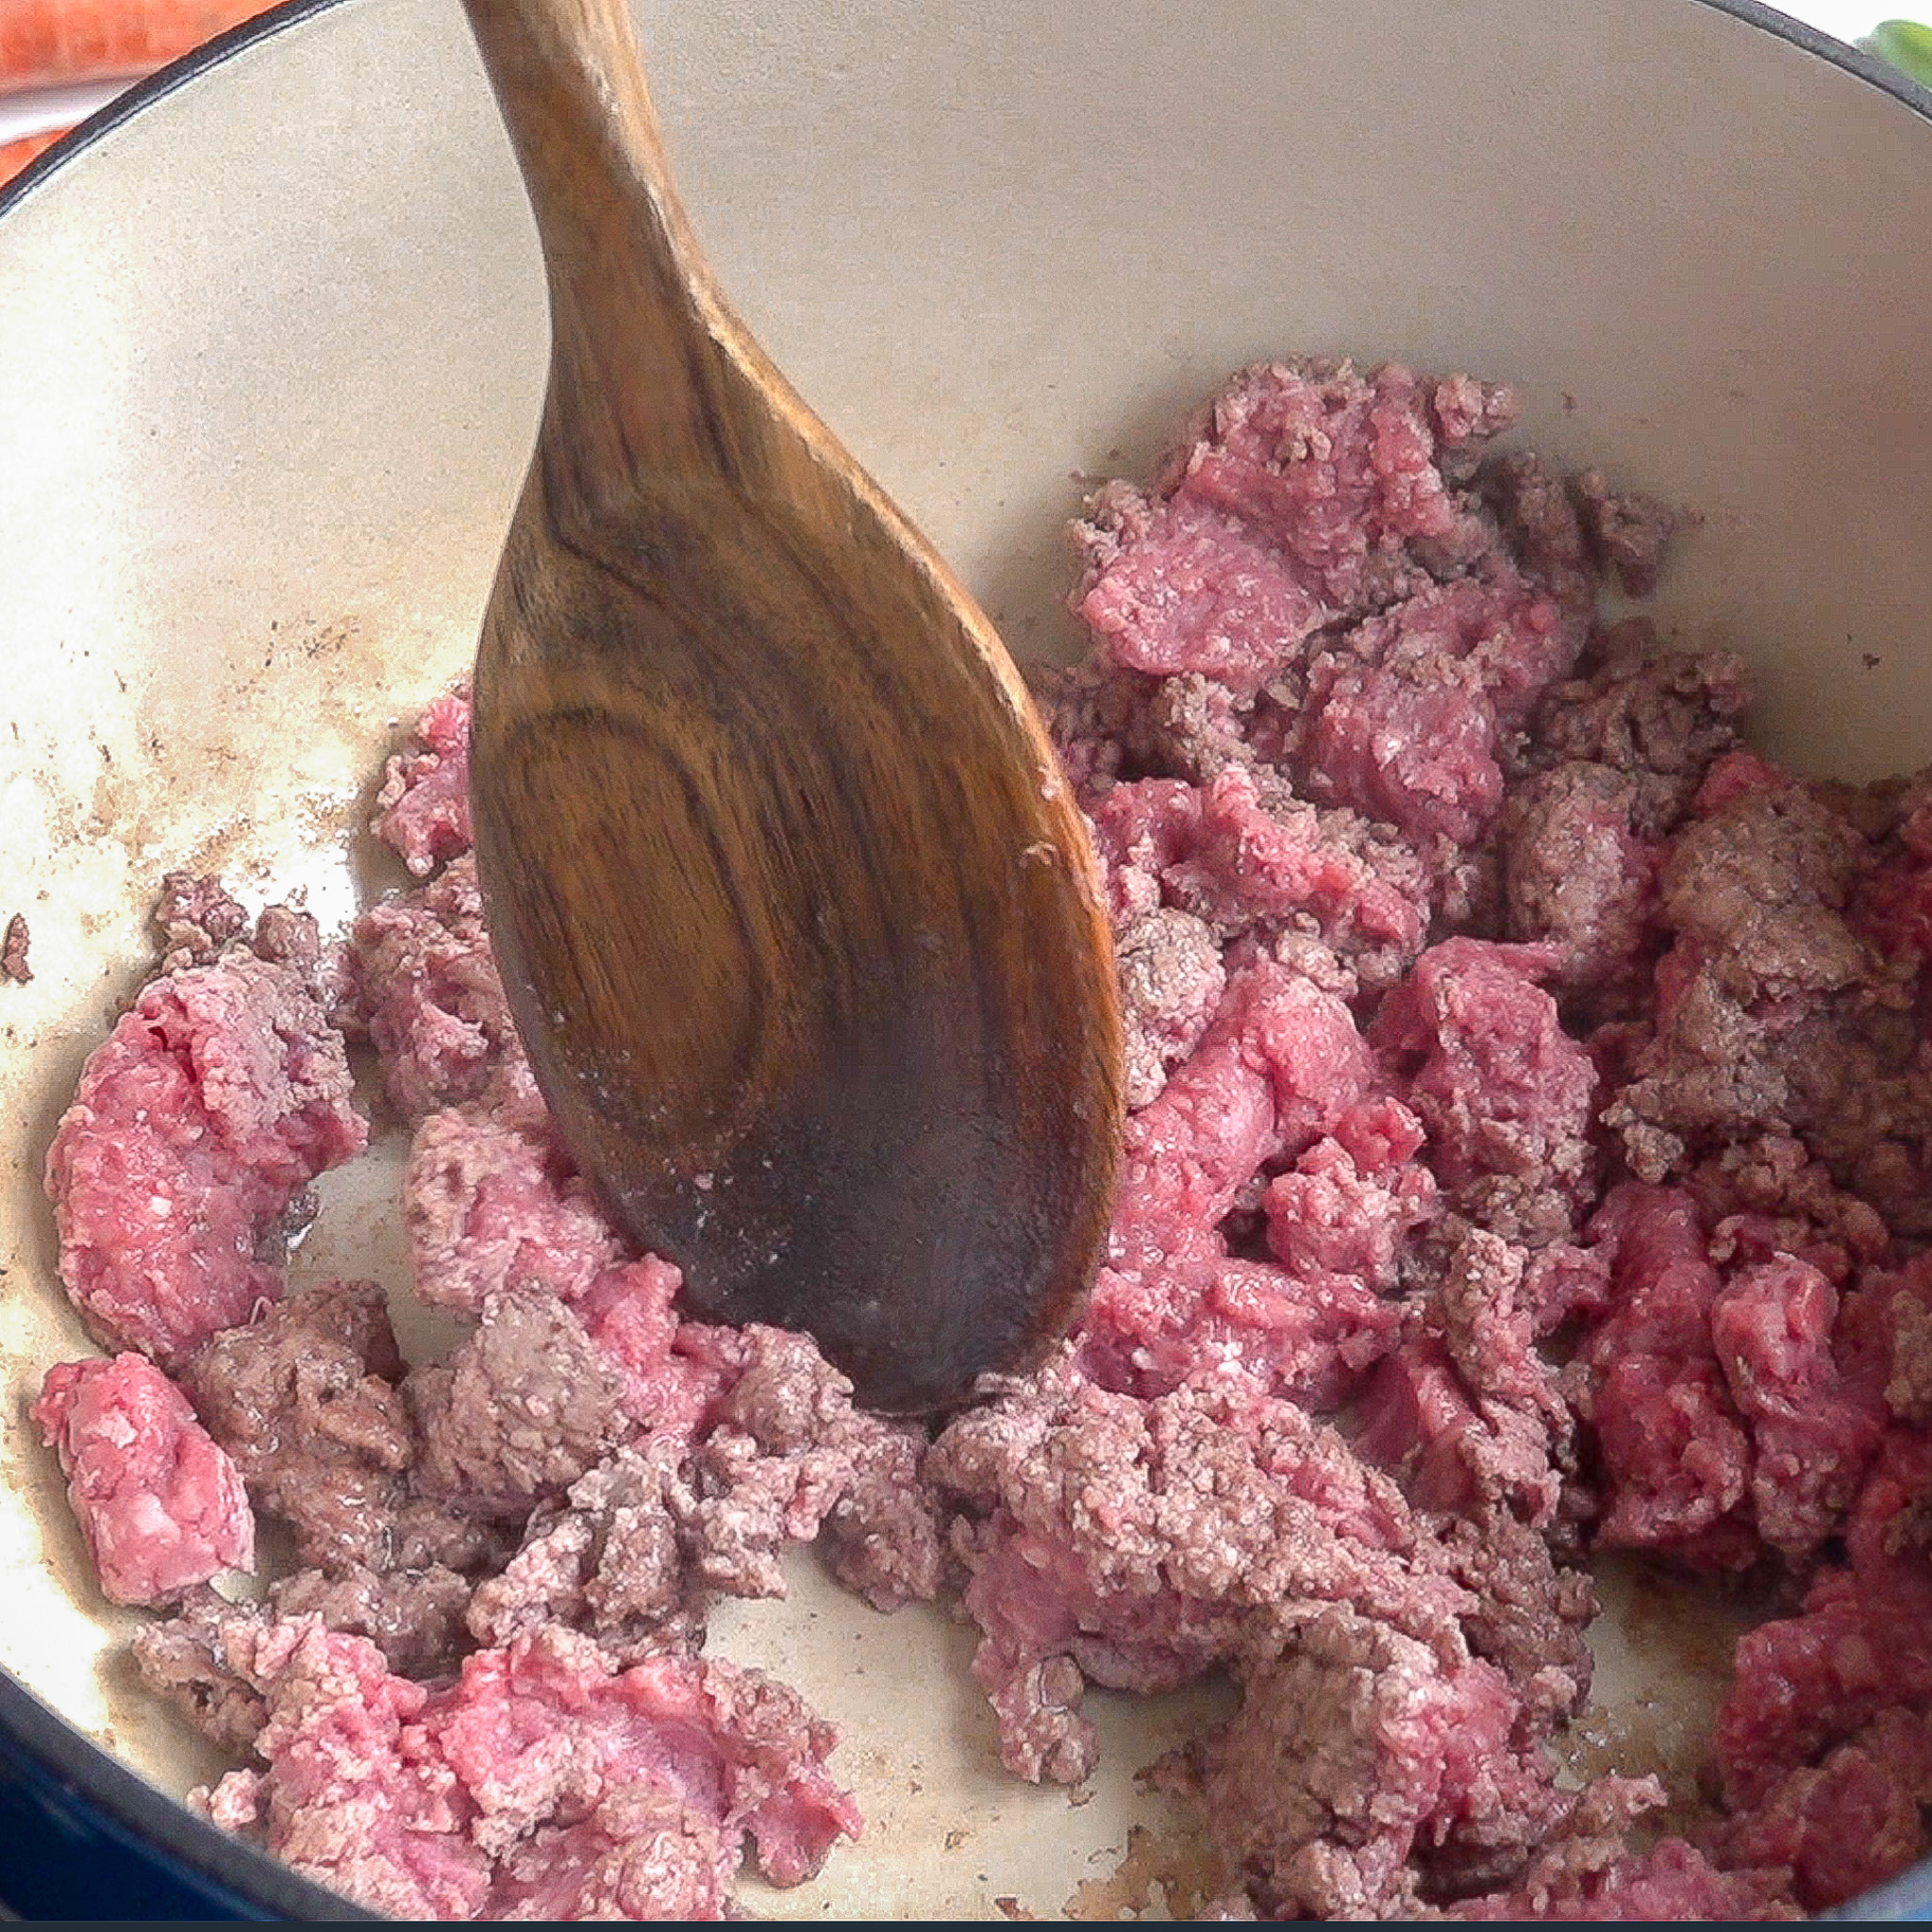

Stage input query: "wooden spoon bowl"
[{"left": 459, "top": 0, "right": 1123, "bottom": 1413}]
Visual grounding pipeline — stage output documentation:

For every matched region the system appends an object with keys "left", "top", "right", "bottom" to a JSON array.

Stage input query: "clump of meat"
[
  {"left": 33, "top": 1353, "right": 254, "bottom": 1606},
  {"left": 45, "top": 947, "right": 367, "bottom": 1365},
  {"left": 191, "top": 1617, "right": 859, "bottom": 1919}
]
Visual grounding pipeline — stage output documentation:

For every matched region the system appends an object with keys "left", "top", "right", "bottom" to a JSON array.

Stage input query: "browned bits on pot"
[{"left": 3, "top": 913, "right": 30, "bottom": 983}]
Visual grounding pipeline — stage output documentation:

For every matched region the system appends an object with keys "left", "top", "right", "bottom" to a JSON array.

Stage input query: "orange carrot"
[
  {"left": 0, "top": 2, "right": 278, "bottom": 91},
  {"left": 0, "top": 125, "right": 68, "bottom": 184}
]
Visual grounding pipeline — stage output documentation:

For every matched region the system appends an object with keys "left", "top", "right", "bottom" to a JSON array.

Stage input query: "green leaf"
[{"left": 1864, "top": 19, "right": 1932, "bottom": 86}]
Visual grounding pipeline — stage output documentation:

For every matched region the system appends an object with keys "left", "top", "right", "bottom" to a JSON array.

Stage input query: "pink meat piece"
[
  {"left": 346, "top": 854, "right": 522, "bottom": 1122},
  {"left": 438, "top": 1627, "right": 860, "bottom": 1892},
  {"left": 1077, "top": 1247, "right": 1398, "bottom": 1410},
  {"left": 1838, "top": 1249, "right": 1932, "bottom": 1425},
  {"left": 488, "top": 1782, "right": 733, "bottom": 1920},
  {"left": 1459, "top": 1837, "right": 1795, "bottom": 1921},
  {"left": 45, "top": 953, "right": 367, "bottom": 1365},
  {"left": 33, "top": 1353, "right": 254, "bottom": 1606},
  {"left": 405, "top": 1105, "right": 623, "bottom": 1313},
  {"left": 1708, "top": 1256, "right": 1884, "bottom": 1557},
  {"left": 1089, "top": 769, "right": 1430, "bottom": 983},
  {"left": 1572, "top": 1183, "right": 1753, "bottom": 1557},
  {"left": 1111, "top": 957, "right": 1375, "bottom": 1261},
  {"left": 1294, "top": 576, "right": 1575, "bottom": 848},
  {"left": 371, "top": 689, "right": 473, "bottom": 878},
  {"left": 1260, "top": 1103, "right": 1436, "bottom": 1290},
  {"left": 198, "top": 1616, "right": 491, "bottom": 1919},
  {"left": 1707, "top": 1709, "right": 1932, "bottom": 1911},
  {"left": 575, "top": 1257, "right": 732, "bottom": 1442},
  {"left": 196, "top": 1618, "right": 858, "bottom": 1919},
  {"left": 1372, "top": 938, "right": 1597, "bottom": 1243},
  {"left": 1076, "top": 493, "right": 1330, "bottom": 697},
  {"left": 1080, "top": 958, "right": 1399, "bottom": 1405},
  {"left": 1716, "top": 1429, "right": 1932, "bottom": 1809},
  {"left": 1354, "top": 1230, "right": 1574, "bottom": 1529},
  {"left": 1073, "top": 363, "right": 1515, "bottom": 703}
]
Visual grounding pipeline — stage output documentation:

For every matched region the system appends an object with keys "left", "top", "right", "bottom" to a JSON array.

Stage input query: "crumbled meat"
[
  {"left": 1706, "top": 1707, "right": 1932, "bottom": 1911},
  {"left": 1708, "top": 1256, "right": 1884, "bottom": 1557},
  {"left": 1115, "top": 907, "right": 1226, "bottom": 1108},
  {"left": 404, "top": 1104, "right": 621, "bottom": 1313},
  {"left": 179, "top": 1279, "right": 418, "bottom": 1573},
  {"left": 3, "top": 910, "right": 30, "bottom": 982},
  {"left": 268, "top": 1563, "right": 474, "bottom": 1681},
  {"left": 1495, "top": 762, "right": 1657, "bottom": 1010},
  {"left": 154, "top": 873, "right": 249, "bottom": 968},
  {"left": 45, "top": 953, "right": 367, "bottom": 1365},
  {"left": 1372, "top": 940, "right": 1598, "bottom": 1245},
  {"left": 1572, "top": 471, "right": 1674, "bottom": 599},
  {"left": 1180, "top": 1605, "right": 1569, "bottom": 1918},
  {"left": 371, "top": 688, "right": 473, "bottom": 879},
  {"left": 192, "top": 1619, "right": 860, "bottom": 1918},
  {"left": 1605, "top": 772, "right": 1932, "bottom": 1236},
  {"left": 929, "top": 1371, "right": 1479, "bottom": 1785},
  {"left": 1458, "top": 1826, "right": 1796, "bottom": 1920},
  {"left": 33, "top": 1353, "right": 254, "bottom": 1606},
  {"left": 470, "top": 1329, "right": 941, "bottom": 1659},
  {"left": 1513, "top": 623, "right": 1749, "bottom": 839},
  {"left": 343, "top": 854, "right": 522, "bottom": 1121},
  {"left": 1355, "top": 1226, "right": 1577, "bottom": 1533},
  {"left": 407, "top": 1289, "right": 625, "bottom": 1521}
]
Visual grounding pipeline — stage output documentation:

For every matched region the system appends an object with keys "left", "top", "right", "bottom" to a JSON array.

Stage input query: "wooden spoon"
[{"left": 458, "top": 0, "right": 1123, "bottom": 1413}]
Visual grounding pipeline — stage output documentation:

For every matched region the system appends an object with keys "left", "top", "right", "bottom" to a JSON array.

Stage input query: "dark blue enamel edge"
[
  {"left": 0, "top": 0, "right": 343, "bottom": 216},
  {"left": 0, "top": 1670, "right": 372, "bottom": 1920}
]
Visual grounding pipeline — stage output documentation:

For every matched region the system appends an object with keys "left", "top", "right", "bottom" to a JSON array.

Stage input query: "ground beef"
[
  {"left": 3, "top": 910, "right": 29, "bottom": 982},
  {"left": 1370, "top": 939, "right": 1598, "bottom": 1245},
  {"left": 1495, "top": 761, "right": 1657, "bottom": 1013},
  {"left": 468, "top": 1327, "right": 941, "bottom": 1662},
  {"left": 1178, "top": 1604, "right": 1570, "bottom": 1918},
  {"left": 43, "top": 356, "right": 1932, "bottom": 1921},
  {"left": 1511, "top": 621, "right": 1750, "bottom": 840},
  {"left": 179, "top": 1278, "right": 419, "bottom": 1573},
  {"left": 342, "top": 854, "right": 521, "bottom": 1122},
  {"left": 1605, "top": 769, "right": 1932, "bottom": 1237},
  {"left": 370, "top": 688, "right": 473, "bottom": 879},
  {"left": 406, "top": 1288, "right": 625, "bottom": 1521},
  {"left": 133, "top": 1566, "right": 473, "bottom": 1749},
  {"left": 929, "top": 1368, "right": 1481, "bottom": 1785},
  {"left": 403, "top": 1104, "right": 622, "bottom": 1313},
  {"left": 1572, "top": 470, "right": 1674, "bottom": 599},
  {"left": 45, "top": 951, "right": 367, "bottom": 1365},
  {"left": 33, "top": 1353, "right": 254, "bottom": 1606},
  {"left": 192, "top": 1619, "right": 860, "bottom": 1919},
  {"left": 153, "top": 873, "right": 250, "bottom": 968}
]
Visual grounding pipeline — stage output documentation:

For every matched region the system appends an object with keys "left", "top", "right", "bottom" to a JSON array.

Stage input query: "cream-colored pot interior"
[{"left": 0, "top": 0, "right": 1928, "bottom": 1917}]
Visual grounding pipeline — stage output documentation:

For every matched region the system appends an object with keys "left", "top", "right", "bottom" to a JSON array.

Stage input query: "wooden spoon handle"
[{"left": 458, "top": 0, "right": 739, "bottom": 490}]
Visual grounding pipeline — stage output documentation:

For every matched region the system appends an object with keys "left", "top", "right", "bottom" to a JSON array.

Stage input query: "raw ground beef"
[
  {"left": 35, "top": 355, "right": 1932, "bottom": 1919},
  {"left": 33, "top": 1353, "right": 254, "bottom": 1606}
]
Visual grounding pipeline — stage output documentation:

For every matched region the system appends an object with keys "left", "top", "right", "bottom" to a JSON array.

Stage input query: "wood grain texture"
[{"left": 459, "top": 0, "right": 1123, "bottom": 1411}]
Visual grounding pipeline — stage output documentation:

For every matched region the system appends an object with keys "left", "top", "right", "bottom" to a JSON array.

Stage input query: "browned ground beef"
[{"left": 38, "top": 356, "right": 1932, "bottom": 1919}]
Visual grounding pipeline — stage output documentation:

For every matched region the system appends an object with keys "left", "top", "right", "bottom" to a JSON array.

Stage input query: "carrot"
[
  {"left": 0, "top": 2, "right": 278, "bottom": 91},
  {"left": 0, "top": 125, "right": 68, "bottom": 184}
]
